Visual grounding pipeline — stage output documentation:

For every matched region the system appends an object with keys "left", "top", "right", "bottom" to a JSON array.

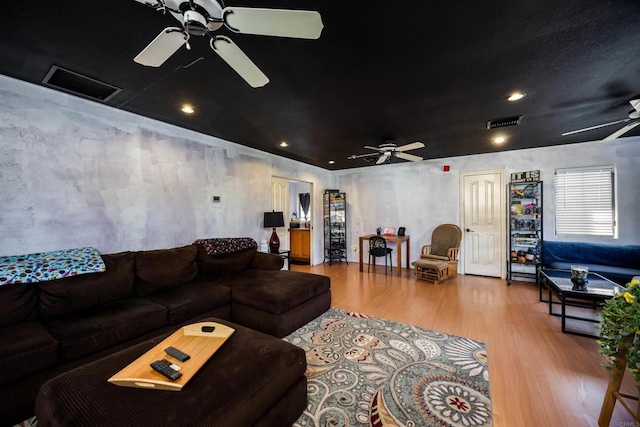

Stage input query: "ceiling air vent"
[
  {"left": 42, "top": 65, "right": 121, "bottom": 102},
  {"left": 486, "top": 115, "right": 523, "bottom": 129}
]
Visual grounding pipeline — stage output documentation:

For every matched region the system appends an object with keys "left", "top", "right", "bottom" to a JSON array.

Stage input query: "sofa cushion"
[
  {"left": 542, "top": 241, "right": 640, "bottom": 269},
  {"left": 38, "top": 252, "right": 135, "bottom": 318},
  {"left": 42, "top": 298, "right": 167, "bottom": 361},
  {"left": 249, "top": 251, "right": 285, "bottom": 271},
  {"left": 135, "top": 245, "right": 198, "bottom": 296},
  {"left": 196, "top": 246, "right": 256, "bottom": 278},
  {"left": 0, "top": 321, "right": 59, "bottom": 385},
  {"left": 0, "top": 283, "right": 37, "bottom": 327},
  {"left": 145, "top": 279, "right": 232, "bottom": 325},
  {"left": 222, "top": 270, "right": 330, "bottom": 314}
]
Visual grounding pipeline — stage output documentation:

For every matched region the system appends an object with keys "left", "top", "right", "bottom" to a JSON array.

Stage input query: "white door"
[
  {"left": 271, "top": 177, "right": 290, "bottom": 250},
  {"left": 462, "top": 171, "right": 504, "bottom": 277}
]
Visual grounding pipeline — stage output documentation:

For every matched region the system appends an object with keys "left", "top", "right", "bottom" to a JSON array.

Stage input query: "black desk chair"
[{"left": 369, "top": 236, "right": 393, "bottom": 274}]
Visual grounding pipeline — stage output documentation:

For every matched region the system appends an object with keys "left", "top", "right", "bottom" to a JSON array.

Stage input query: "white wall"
[
  {"left": 335, "top": 137, "right": 640, "bottom": 269},
  {"left": 0, "top": 76, "right": 333, "bottom": 264},
  {"left": 2, "top": 74, "right": 639, "bottom": 270}
]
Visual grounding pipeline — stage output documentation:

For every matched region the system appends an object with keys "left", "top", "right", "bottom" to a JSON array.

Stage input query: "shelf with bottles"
[{"left": 507, "top": 179, "right": 543, "bottom": 284}]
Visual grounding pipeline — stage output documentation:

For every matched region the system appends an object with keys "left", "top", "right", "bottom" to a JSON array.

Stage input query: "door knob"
[{"left": 465, "top": 228, "right": 474, "bottom": 232}]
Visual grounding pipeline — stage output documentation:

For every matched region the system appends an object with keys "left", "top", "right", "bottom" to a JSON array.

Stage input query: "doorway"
[
  {"left": 270, "top": 176, "right": 313, "bottom": 264},
  {"left": 460, "top": 170, "right": 505, "bottom": 278}
]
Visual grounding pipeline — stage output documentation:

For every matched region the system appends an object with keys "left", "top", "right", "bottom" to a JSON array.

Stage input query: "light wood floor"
[{"left": 291, "top": 262, "right": 636, "bottom": 427}]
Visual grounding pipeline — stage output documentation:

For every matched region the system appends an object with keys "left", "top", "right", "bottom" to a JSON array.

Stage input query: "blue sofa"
[{"left": 542, "top": 241, "right": 640, "bottom": 285}]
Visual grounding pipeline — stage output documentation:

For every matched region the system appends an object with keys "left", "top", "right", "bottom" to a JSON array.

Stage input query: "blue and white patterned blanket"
[{"left": 0, "top": 247, "right": 106, "bottom": 285}]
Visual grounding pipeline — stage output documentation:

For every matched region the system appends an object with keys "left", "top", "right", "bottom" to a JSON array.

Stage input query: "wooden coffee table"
[{"left": 538, "top": 268, "right": 625, "bottom": 338}]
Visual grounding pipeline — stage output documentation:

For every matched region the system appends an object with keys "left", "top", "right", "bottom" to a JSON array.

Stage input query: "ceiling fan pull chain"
[{"left": 184, "top": 31, "right": 191, "bottom": 50}]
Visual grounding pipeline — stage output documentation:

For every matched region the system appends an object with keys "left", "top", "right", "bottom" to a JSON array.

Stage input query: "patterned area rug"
[{"left": 284, "top": 308, "right": 492, "bottom": 427}]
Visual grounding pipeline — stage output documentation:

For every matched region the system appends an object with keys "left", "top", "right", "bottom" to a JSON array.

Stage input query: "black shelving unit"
[
  {"left": 323, "top": 190, "right": 348, "bottom": 265},
  {"left": 507, "top": 181, "right": 543, "bottom": 285}
]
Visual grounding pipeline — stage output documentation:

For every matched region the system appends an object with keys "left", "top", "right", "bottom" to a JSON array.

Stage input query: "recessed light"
[
  {"left": 328, "top": 160, "right": 335, "bottom": 164},
  {"left": 507, "top": 92, "right": 526, "bottom": 101},
  {"left": 181, "top": 104, "right": 194, "bottom": 114},
  {"left": 493, "top": 136, "right": 506, "bottom": 144},
  {"left": 280, "top": 141, "right": 288, "bottom": 147}
]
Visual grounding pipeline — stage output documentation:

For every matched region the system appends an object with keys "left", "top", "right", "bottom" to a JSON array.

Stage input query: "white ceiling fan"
[
  {"left": 132, "top": 0, "right": 324, "bottom": 87},
  {"left": 348, "top": 141, "right": 425, "bottom": 165},
  {"left": 562, "top": 99, "right": 640, "bottom": 141}
]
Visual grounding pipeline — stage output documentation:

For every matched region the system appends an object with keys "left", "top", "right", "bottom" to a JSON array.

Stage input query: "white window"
[{"left": 554, "top": 165, "right": 616, "bottom": 237}]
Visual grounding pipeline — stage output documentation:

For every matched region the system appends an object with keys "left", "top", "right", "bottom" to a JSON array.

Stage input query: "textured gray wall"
[
  {"left": 0, "top": 75, "right": 332, "bottom": 262},
  {"left": 336, "top": 136, "right": 640, "bottom": 270},
  {"left": 2, "top": 74, "right": 639, "bottom": 271}
]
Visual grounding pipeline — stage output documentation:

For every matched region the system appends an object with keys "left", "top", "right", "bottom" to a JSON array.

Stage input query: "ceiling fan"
[
  {"left": 132, "top": 0, "right": 324, "bottom": 87},
  {"left": 562, "top": 99, "right": 640, "bottom": 141},
  {"left": 348, "top": 141, "right": 425, "bottom": 165}
]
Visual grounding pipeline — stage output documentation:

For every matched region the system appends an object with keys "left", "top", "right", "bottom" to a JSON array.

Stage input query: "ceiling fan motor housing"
[{"left": 183, "top": 10, "right": 208, "bottom": 35}]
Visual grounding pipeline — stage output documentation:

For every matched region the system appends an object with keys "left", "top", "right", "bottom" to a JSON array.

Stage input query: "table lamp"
[{"left": 263, "top": 211, "right": 285, "bottom": 253}]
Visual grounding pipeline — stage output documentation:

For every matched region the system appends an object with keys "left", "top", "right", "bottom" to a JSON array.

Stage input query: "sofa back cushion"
[
  {"left": 0, "top": 283, "right": 37, "bottom": 327},
  {"left": 38, "top": 252, "right": 135, "bottom": 318},
  {"left": 542, "top": 241, "right": 640, "bottom": 269},
  {"left": 135, "top": 245, "right": 198, "bottom": 296},
  {"left": 196, "top": 245, "right": 256, "bottom": 279}
]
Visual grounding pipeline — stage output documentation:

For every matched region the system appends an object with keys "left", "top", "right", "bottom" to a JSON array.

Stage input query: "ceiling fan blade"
[
  {"left": 348, "top": 153, "right": 377, "bottom": 159},
  {"left": 134, "top": 28, "right": 187, "bottom": 67},
  {"left": 364, "top": 146, "right": 383, "bottom": 151},
  {"left": 223, "top": 7, "right": 323, "bottom": 39},
  {"left": 134, "top": 0, "right": 160, "bottom": 6},
  {"left": 602, "top": 121, "right": 640, "bottom": 141},
  {"left": 561, "top": 118, "right": 630, "bottom": 136},
  {"left": 395, "top": 141, "right": 425, "bottom": 152},
  {"left": 396, "top": 152, "right": 423, "bottom": 162},
  {"left": 210, "top": 36, "right": 269, "bottom": 88},
  {"left": 630, "top": 99, "right": 640, "bottom": 114},
  {"left": 376, "top": 153, "right": 391, "bottom": 165}
]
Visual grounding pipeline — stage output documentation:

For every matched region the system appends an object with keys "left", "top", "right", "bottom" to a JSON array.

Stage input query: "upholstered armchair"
[{"left": 420, "top": 224, "right": 462, "bottom": 277}]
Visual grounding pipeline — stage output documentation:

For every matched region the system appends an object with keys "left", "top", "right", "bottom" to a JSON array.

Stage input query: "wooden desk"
[{"left": 359, "top": 234, "right": 410, "bottom": 276}]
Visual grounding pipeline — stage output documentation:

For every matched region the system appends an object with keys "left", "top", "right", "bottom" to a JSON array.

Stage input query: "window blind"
[{"left": 554, "top": 165, "right": 616, "bottom": 236}]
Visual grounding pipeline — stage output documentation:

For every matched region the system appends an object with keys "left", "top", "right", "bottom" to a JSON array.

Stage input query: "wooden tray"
[{"left": 108, "top": 321, "right": 234, "bottom": 391}]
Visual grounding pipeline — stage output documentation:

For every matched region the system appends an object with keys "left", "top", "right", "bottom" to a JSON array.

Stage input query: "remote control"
[
  {"left": 201, "top": 325, "right": 216, "bottom": 333},
  {"left": 165, "top": 346, "right": 190, "bottom": 362},
  {"left": 150, "top": 359, "right": 182, "bottom": 381}
]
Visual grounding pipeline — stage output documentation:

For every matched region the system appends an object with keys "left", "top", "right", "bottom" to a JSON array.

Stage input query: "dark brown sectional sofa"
[{"left": 0, "top": 241, "right": 331, "bottom": 426}]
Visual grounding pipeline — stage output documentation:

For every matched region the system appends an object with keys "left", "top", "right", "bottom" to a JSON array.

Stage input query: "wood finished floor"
[{"left": 291, "top": 262, "right": 636, "bottom": 427}]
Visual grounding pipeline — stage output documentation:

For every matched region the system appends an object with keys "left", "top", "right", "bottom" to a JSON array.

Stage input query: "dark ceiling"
[{"left": 1, "top": 0, "right": 639, "bottom": 169}]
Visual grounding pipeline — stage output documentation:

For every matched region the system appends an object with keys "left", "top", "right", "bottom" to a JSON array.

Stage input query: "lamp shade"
[{"left": 264, "top": 211, "right": 285, "bottom": 228}]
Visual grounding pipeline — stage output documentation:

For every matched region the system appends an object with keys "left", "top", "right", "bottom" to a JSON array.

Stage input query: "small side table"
[{"left": 278, "top": 250, "right": 291, "bottom": 270}]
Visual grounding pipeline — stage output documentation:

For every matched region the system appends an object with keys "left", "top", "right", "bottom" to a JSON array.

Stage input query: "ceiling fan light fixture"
[{"left": 507, "top": 92, "right": 526, "bottom": 101}]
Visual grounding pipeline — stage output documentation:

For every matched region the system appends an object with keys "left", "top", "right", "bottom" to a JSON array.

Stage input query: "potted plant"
[{"left": 598, "top": 277, "right": 640, "bottom": 383}]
